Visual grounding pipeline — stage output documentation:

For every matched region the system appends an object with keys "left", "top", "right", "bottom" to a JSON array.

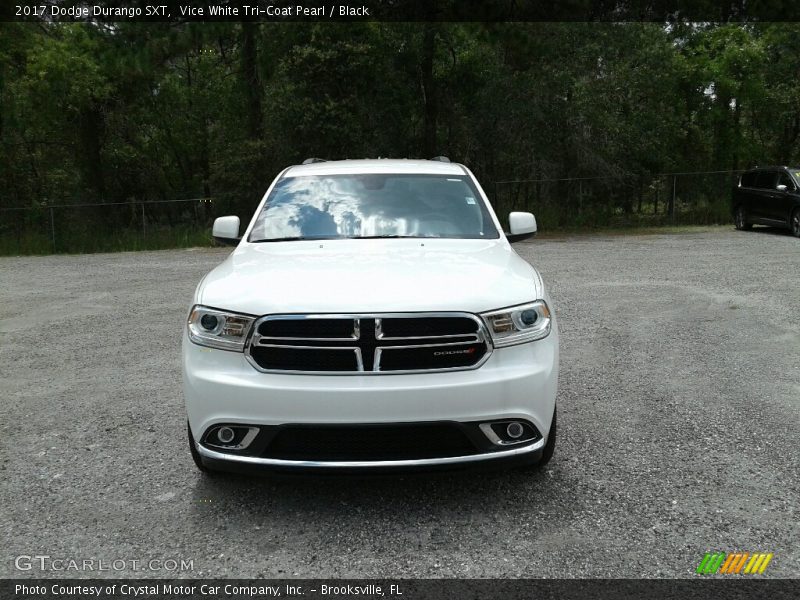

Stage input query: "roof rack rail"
[
  {"left": 429, "top": 156, "right": 451, "bottom": 163},
  {"left": 302, "top": 158, "right": 327, "bottom": 165}
]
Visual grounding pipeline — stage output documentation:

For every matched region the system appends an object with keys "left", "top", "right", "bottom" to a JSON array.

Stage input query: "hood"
[{"left": 198, "top": 238, "right": 543, "bottom": 315}]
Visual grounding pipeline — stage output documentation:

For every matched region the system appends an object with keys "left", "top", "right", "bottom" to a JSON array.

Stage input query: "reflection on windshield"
[{"left": 249, "top": 174, "right": 499, "bottom": 241}]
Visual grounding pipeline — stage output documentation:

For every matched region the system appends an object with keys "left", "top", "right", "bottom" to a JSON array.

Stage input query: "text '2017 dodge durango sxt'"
[{"left": 183, "top": 158, "right": 559, "bottom": 473}]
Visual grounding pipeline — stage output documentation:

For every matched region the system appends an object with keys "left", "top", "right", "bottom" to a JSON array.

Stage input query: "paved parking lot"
[{"left": 1, "top": 229, "right": 798, "bottom": 578}]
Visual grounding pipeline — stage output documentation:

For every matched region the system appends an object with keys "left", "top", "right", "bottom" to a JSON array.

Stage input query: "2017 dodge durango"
[{"left": 183, "top": 158, "right": 559, "bottom": 473}]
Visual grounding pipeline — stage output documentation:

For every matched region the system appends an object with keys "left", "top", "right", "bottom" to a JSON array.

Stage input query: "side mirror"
[
  {"left": 212, "top": 216, "right": 241, "bottom": 246},
  {"left": 777, "top": 184, "right": 788, "bottom": 192},
  {"left": 506, "top": 212, "right": 537, "bottom": 243}
]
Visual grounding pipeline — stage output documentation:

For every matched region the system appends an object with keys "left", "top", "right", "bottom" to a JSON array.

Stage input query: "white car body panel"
[
  {"left": 199, "top": 239, "right": 543, "bottom": 316},
  {"left": 184, "top": 327, "right": 558, "bottom": 434}
]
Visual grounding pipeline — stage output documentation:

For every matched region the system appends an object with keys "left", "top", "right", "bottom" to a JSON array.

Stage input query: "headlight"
[
  {"left": 480, "top": 300, "right": 552, "bottom": 347},
  {"left": 187, "top": 305, "right": 255, "bottom": 352}
]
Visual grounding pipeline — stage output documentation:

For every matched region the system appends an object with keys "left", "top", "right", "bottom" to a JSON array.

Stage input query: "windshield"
[{"left": 248, "top": 174, "right": 500, "bottom": 242}]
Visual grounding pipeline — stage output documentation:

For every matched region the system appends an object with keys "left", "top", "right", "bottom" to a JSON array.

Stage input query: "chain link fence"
[
  {"left": 492, "top": 170, "right": 743, "bottom": 230},
  {"left": 0, "top": 170, "right": 743, "bottom": 255},
  {"left": 0, "top": 194, "right": 254, "bottom": 255}
]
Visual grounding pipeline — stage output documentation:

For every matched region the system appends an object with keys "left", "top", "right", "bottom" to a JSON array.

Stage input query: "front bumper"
[
  {"left": 196, "top": 437, "right": 546, "bottom": 472},
  {"left": 183, "top": 327, "right": 558, "bottom": 470}
]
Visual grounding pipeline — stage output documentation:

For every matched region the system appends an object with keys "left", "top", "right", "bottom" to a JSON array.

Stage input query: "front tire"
[
  {"left": 188, "top": 422, "right": 213, "bottom": 474},
  {"left": 734, "top": 205, "right": 752, "bottom": 231},
  {"left": 516, "top": 406, "right": 557, "bottom": 471},
  {"left": 791, "top": 208, "right": 800, "bottom": 238}
]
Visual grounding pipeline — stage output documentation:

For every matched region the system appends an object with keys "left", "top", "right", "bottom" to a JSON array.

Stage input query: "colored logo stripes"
[{"left": 697, "top": 552, "right": 773, "bottom": 574}]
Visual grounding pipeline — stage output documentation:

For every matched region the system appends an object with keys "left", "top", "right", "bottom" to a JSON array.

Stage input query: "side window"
[
  {"left": 740, "top": 171, "right": 757, "bottom": 187},
  {"left": 777, "top": 172, "right": 794, "bottom": 190},
  {"left": 754, "top": 171, "right": 778, "bottom": 189}
]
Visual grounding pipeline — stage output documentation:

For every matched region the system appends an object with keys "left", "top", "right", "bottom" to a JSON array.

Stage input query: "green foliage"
[
  {"left": 0, "top": 223, "right": 211, "bottom": 255},
  {"left": 2, "top": 22, "right": 800, "bottom": 254}
]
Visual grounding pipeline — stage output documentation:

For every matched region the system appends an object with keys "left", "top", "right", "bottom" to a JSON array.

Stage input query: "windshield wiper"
[
  {"left": 250, "top": 235, "right": 428, "bottom": 243},
  {"left": 354, "top": 235, "right": 425, "bottom": 239},
  {"left": 250, "top": 236, "right": 343, "bottom": 243}
]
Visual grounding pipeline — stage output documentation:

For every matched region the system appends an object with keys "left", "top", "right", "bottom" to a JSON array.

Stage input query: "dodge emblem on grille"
[{"left": 433, "top": 348, "right": 476, "bottom": 356}]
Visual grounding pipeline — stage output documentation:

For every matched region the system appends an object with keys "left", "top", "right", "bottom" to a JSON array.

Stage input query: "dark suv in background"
[{"left": 733, "top": 166, "right": 800, "bottom": 237}]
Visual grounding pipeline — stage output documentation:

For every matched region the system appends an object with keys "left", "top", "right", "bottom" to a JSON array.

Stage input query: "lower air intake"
[{"left": 262, "top": 424, "right": 480, "bottom": 461}]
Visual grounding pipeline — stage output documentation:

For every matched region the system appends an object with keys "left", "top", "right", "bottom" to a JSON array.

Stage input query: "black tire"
[
  {"left": 188, "top": 422, "right": 214, "bottom": 474},
  {"left": 734, "top": 205, "right": 752, "bottom": 231},
  {"left": 791, "top": 208, "right": 800, "bottom": 238},
  {"left": 516, "top": 406, "right": 557, "bottom": 471}
]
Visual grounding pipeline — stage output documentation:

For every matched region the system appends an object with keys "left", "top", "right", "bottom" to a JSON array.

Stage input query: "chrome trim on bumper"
[{"left": 196, "top": 437, "right": 545, "bottom": 469}]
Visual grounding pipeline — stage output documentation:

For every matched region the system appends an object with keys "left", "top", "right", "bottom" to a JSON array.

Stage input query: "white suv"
[{"left": 183, "top": 158, "right": 559, "bottom": 473}]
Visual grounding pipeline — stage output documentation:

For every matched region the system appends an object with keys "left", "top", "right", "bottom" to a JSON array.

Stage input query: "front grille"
[
  {"left": 377, "top": 343, "right": 486, "bottom": 371},
  {"left": 246, "top": 313, "right": 490, "bottom": 374},
  {"left": 262, "top": 424, "right": 479, "bottom": 461},
  {"left": 258, "top": 318, "right": 357, "bottom": 339},
  {"left": 250, "top": 346, "right": 359, "bottom": 372},
  {"left": 378, "top": 316, "right": 478, "bottom": 338}
]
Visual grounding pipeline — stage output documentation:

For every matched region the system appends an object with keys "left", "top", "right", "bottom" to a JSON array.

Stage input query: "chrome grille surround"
[{"left": 245, "top": 312, "right": 493, "bottom": 375}]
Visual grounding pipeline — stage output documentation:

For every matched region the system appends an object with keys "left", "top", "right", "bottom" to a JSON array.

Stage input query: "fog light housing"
[
  {"left": 202, "top": 425, "right": 260, "bottom": 451},
  {"left": 217, "top": 426, "right": 235, "bottom": 444},
  {"left": 506, "top": 422, "right": 524, "bottom": 439},
  {"left": 479, "top": 420, "right": 541, "bottom": 446}
]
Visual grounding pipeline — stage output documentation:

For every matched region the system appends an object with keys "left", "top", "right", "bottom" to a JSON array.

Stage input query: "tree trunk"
[
  {"left": 421, "top": 25, "right": 438, "bottom": 157},
  {"left": 78, "top": 105, "right": 105, "bottom": 202},
  {"left": 241, "top": 22, "right": 263, "bottom": 140},
  {"left": 654, "top": 185, "right": 659, "bottom": 215},
  {"left": 732, "top": 98, "right": 741, "bottom": 171},
  {"left": 713, "top": 91, "right": 732, "bottom": 171},
  {"left": 637, "top": 177, "right": 643, "bottom": 214}
]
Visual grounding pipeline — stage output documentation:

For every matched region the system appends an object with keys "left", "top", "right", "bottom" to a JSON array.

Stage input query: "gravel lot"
[{"left": 1, "top": 229, "right": 798, "bottom": 579}]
